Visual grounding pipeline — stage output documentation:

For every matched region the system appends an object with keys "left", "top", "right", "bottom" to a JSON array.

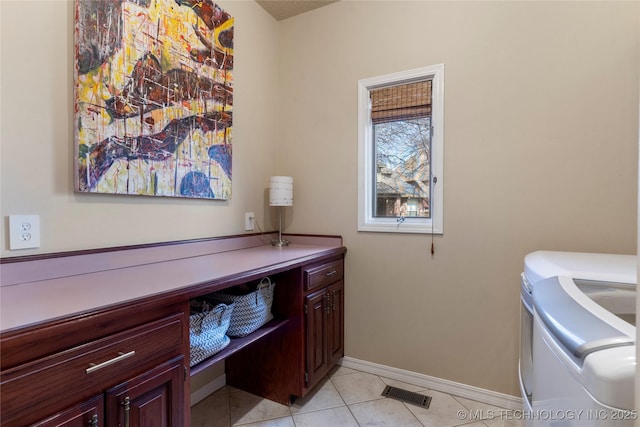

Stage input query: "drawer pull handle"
[
  {"left": 325, "top": 270, "right": 337, "bottom": 277},
  {"left": 86, "top": 351, "right": 136, "bottom": 374},
  {"left": 89, "top": 414, "right": 98, "bottom": 427}
]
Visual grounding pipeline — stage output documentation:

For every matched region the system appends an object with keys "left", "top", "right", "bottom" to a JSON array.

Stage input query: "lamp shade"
[{"left": 269, "top": 176, "right": 293, "bottom": 206}]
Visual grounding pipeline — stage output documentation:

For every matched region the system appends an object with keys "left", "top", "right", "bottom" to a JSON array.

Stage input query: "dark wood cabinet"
[
  {"left": 303, "top": 260, "right": 345, "bottom": 392},
  {"left": 327, "top": 280, "right": 344, "bottom": 368},
  {"left": 29, "top": 357, "right": 184, "bottom": 427},
  {"left": 305, "top": 288, "right": 329, "bottom": 388},
  {"left": 106, "top": 357, "right": 184, "bottom": 427},
  {"left": 0, "top": 234, "right": 346, "bottom": 424},
  {"left": 1, "top": 311, "right": 186, "bottom": 427},
  {"left": 226, "top": 256, "right": 345, "bottom": 402},
  {"left": 31, "top": 395, "right": 103, "bottom": 427}
]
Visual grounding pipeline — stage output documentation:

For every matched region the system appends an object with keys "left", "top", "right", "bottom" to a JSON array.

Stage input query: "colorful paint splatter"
[{"left": 74, "top": 0, "right": 233, "bottom": 199}]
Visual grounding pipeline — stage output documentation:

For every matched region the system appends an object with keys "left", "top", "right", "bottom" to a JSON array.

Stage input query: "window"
[{"left": 358, "top": 64, "right": 444, "bottom": 234}]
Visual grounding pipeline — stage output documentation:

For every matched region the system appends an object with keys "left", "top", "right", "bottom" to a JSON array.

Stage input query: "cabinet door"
[
  {"left": 327, "top": 280, "right": 344, "bottom": 368},
  {"left": 305, "top": 289, "right": 328, "bottom": 389},
  {"left": 106, "top": 356, "right": 183, "bottom": 427},
  {"left": 31, "top": 395, "right": 103, "bottom": 427}
]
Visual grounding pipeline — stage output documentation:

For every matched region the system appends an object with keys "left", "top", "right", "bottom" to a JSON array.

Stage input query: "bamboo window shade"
[{"left": 370, "top": 80, "right": 432, "bottom": 124}]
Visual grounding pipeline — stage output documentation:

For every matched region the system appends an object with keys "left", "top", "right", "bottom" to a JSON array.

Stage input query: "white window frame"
[{"left": 357, "top": 64, "right": 444, "bottom": 234}]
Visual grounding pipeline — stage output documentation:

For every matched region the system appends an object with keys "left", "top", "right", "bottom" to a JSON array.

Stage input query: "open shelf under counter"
[{"left": 190, "top": 318, "right": 289, "bottom": 376}]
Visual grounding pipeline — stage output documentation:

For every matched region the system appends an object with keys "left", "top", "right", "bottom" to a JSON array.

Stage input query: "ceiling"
[{"left": 256, "top": 0, "right": 339, "bottom": 21}]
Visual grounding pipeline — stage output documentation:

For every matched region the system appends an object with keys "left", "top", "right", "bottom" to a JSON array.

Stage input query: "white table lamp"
[{"left": 269, "top": 176, "right": 293, "bottom": 247}]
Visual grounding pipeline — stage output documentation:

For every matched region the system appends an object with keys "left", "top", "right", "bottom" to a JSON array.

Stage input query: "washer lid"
[
  {"left": 533, "top": 276, "right": 634, "bottom": 361},
  {"left": 524, "top": 251, "right": 636, "bottom": 285},
  {"left": 582, "top": 346, "right": 636, "bottom": 409}
]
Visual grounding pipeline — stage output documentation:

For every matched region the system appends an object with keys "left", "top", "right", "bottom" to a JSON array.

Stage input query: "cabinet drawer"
[
  {"left": 304, "top": 260, "right": 343, "bottom": 292},
  {"left": 0, "top": 313, "right": 183, "bottom": 426}
]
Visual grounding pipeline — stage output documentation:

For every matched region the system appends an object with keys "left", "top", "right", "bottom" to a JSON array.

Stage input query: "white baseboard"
[
  {"left": 190, "top": 374, "right": 226, "bottom": 407},
  {"left": 339, "top": 357, "right": 523, "bottom": 411},
  {"left": 189, "top": 358, "right": 524, "bottom": 411}
]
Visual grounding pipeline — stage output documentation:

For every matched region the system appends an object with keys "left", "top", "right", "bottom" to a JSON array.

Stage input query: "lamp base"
[{"left": 271, "top": 239, "right": 290, "bottom": 247}]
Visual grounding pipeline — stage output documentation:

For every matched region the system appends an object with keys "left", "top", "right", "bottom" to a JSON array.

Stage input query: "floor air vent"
[{"left": 381, "top": 385, "right": 432, "bottom": 408}]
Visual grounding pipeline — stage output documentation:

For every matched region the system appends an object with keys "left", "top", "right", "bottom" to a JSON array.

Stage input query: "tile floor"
[{"left": 191, "top": 366, "right": 523, "bottom": 427}]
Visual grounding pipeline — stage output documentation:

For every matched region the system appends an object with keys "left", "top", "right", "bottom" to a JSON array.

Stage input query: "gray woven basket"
[
  {"left": 208, "top": 277, "right": 275, "bottom": 337},
  {"left": 189, "top": 302, "right": 234, "bottom": 366}
]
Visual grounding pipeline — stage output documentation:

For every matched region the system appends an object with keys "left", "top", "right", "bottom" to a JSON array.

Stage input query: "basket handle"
[
  {"left": 256, "top": 277, "right": 272, "bottom": 304},
  {"left": 192, "top": 300, "right": 212, "bottom": 313},
  {"left": 258, "top": 277, "right": 272, "bottom": 289},
  {"left": 214, "top": 304, "right": 230, "bottom": 326}
]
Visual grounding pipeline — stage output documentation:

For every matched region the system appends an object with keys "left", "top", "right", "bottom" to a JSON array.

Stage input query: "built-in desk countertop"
[
  {"left": 0, "top": 234, "right": 345, "bottom": 333},
  {"left": 1, "top": 233, "right": 346, "bottom": 424}
]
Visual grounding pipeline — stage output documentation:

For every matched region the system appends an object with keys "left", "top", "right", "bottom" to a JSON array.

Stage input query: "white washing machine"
[
  {"left": 520, "top": 251, "right": 636, "bottom": 425},
  {"left": 532, "top": 275, "right": 636, "bottom": 425}
]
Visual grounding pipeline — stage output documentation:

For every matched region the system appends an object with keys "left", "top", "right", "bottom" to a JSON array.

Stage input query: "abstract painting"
[{"left": 74, "top": 0, "right": 233, "bottom": 199}]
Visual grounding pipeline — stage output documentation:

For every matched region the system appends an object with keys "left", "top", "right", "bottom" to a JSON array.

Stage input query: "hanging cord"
[
  {"left": 431, "top": 176, "right": 437, "bottom": 255},
  {"left": 251, "top": 215, "right": 273, "bottom": 245}
]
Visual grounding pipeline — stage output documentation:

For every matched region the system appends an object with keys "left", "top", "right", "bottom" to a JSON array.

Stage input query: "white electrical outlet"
[
  {"left": 245, "top": 212, "right": 255, "bottom": 231},
  {"left": 9, "top": 215, "right": 41, "bottom": 250}
]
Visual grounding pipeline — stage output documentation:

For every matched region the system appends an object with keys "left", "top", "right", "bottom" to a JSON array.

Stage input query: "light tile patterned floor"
[{"left": 191, "top": 366, "right": 523, "bottom": 427}]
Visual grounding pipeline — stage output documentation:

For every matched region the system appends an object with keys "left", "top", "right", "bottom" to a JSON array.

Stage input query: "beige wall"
[
  {"left": 277, "top": 1, "right": 639, "bottom": 395},
  {"left": 1, "top": 0, "right": 638, "bottom": 398},
  {"left": 0, "top": 0, "right": 280, "bottom": 256}
]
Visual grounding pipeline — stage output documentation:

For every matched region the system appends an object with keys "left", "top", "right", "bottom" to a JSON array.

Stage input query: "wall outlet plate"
[
  {"left": 245, "top": 212, "right": 255, "bottom": 231},
  {"left": 9, "top": 215, "right": 41, "bottom": 250}
]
